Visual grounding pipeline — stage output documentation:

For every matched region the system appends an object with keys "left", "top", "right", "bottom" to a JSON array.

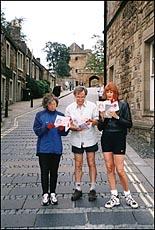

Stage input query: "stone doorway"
[{"left": 89, "top": 75, "right": 100, "bottom": 87}]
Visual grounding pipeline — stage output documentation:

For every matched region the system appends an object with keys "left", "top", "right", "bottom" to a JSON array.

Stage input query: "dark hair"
[
  {"left": 104, "top": 81, "right": 119, "bottom": 101},
  {"left": 73, "top": 86, "right": 88, "bottom": 96},
  {"left": 42, "top": 93, "right": 59, "bottom": 108}
]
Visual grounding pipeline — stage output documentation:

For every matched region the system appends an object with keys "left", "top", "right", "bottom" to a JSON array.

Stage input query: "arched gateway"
[{"left": 89, "top": 75, "right": 100, "bottom": 87}]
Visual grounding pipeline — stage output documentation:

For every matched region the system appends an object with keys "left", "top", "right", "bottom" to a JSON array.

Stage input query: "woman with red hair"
[{"left": 98, "top": 82, "right": 138, "bottom": 209}]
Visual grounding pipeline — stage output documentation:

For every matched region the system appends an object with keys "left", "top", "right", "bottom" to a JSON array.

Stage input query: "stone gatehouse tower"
[{"left": 68, "top": 43, "right": 103, "bottom": 87}]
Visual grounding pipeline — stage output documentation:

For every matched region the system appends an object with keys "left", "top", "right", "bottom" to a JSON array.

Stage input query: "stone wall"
[{"left": 106, "top": 1, "right": 154, "bottom": 144}]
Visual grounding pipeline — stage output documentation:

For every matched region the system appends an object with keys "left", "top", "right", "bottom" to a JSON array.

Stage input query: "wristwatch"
[{"left": 116, "top": 115, "right": 119, "bottom": 120}]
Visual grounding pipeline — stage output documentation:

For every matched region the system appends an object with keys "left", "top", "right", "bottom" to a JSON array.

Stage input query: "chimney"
[
  {"left": 81, "top": 44, "right": 84, "bottom": 50},
  {"left": 10, "top": 19, "right": 21, "bottom": 41}
]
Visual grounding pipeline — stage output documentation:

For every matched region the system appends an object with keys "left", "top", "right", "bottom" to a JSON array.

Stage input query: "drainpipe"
[{"left": 103, "top": 0, "right": 107, "bottom": 86}]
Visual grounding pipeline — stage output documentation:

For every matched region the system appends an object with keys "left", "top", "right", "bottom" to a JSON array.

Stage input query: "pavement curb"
[{"left": 126, "top": 143, "right": 154, "bottom": 188}]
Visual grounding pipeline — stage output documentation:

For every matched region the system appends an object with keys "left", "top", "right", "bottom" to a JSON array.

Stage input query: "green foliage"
[
  {"left": 26, "top": 77, "right": 50, "bottom": 98},
  {"left": 56, "top": 60, "right": 71, "bottom": 77},
  {"left": 1, "top": 10, "right": 26, "bottom": 41},
  {"left": 85, "top": 35, "right": 104, "bottom": 75},
  {"left": 43, "top": 42, "right": 71, "bottom": 77},
  {"left": 1, "top": 11, "right": 12, "bottom": 35}
]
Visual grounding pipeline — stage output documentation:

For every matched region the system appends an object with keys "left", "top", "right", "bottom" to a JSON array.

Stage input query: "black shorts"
[
  {"left": 72, "top": 143, "right": 98, "bottom": 154},
  {"left": 101, "top": 132, "right": 126, "bottom": 154}
]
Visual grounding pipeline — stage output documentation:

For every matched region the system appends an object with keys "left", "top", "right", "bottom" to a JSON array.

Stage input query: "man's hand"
[
  {"left": 86, "top": 119, "right": 98, "bottom": 126},
  {"left": 69, "top": 120, "right": 83, "bottom": 131}
]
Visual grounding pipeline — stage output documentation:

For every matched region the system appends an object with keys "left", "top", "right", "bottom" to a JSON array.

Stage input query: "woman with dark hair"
[
  {"left": 33, "top": 93, "right": 68, "bottom": 206},
  {"left": 98, "top": 82, "right": 138, "bottom": 209}
]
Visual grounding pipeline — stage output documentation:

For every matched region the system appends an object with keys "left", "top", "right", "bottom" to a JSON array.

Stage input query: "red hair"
[{"left": 104, "top": 81, "right": 119, "bottom": 101}]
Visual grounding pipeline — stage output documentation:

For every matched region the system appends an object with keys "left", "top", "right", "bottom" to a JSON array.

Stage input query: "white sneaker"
[
  {"left": 50, "top": 193, "right": 58, "bottom": 205},
  {"left": 41, "top": 193, "right": 50, "bottom": 206},
  {"left": 105, "top": 194, "right": 120, "bottom": 208},
  {"left": 125, "top": 194, "right": 138, "bottom": 208}
]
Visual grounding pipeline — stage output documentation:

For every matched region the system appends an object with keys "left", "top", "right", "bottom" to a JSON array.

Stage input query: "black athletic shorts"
[
  {"left": 101, "top": 131, "right": 126, "bottom": 154},
  {"left": 72, "top": 143, "right": 98, "bottom": 154}
]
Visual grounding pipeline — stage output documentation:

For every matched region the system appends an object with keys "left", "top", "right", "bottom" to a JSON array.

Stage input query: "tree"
[
  {"left": 43, "top": 42, "right": 71, "bottom": 77},
  {"left": 85, "top": 34, "right": 104, "bottom": 75},
  {"left": 1, "top": 11, "right": 26, "bottom": 41},
  {"left": 1, "top": 11, "right": 10, "bottom": 30},
  {"left": 26, "top": 77, "right": 50, "bottom": 99}
]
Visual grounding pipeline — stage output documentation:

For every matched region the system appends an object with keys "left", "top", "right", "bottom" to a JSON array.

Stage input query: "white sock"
[
  {"left": 124, "top": 190, "right": 130, "bottom": 197},
  {"left": 75, "top": 183, "right": 81, "bottom": 191},
  {"left": 111, "top": 190, "right": 118, "bottom": 196},
  {"left": 90, "top": 182, "right": 96, "bottom": 191}
]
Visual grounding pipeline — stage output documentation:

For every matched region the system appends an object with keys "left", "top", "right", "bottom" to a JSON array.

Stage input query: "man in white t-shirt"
[{"left": 65, "top": 86, "right": 99, "bottom": 202}]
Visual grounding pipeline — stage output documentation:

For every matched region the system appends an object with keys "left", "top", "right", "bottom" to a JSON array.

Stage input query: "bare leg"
[
  {"left": 74, "top": 153, "right": 83, "bottom": 183},
  {"left": 114, "top": 154, "right": 129, "bottom": 191},
  {"left": 103, "top": 152, "right": 116, "bottom": 190},
  {"left": 86, "top": 152, "right": 97, "bottom": 183}
]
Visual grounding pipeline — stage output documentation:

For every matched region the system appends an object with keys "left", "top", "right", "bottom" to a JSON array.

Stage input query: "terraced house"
[
  {"left": 104, "top": 1, "right": 154, "bottom": 144},
  {"left": 1, "top": 19, "right": 55, "bottom": 108}
]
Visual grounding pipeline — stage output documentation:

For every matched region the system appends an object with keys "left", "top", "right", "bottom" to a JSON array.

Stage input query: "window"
[
  {"left": 17, "top": 51, "right": 23, "bottom": 71},
  {"left": 144, "top": 38, "right": 154, "bottom": 113},
  {"left": 150, "top": 41, "right": 154, "bottom": 111},
  {"left": 75, "top": 57, "right": 78, "bottom": 61},
  {"left": 13, "top": 72, "right": 16, "bottom": 102},
  {"left": 1, "top": 76, "right": 6, "bottom": 106},
  {"left": 32, "top": 62, "right": 35, "bottom": 78},
  {"left": 36, "top": 66, "right": 39, "bottom": 80},
  {"left": 26, "top": 57, "right": 30, "bottom": 75},
  {"left": 9, "top": 79, "right": 13, "bottom": 101},
  {"left": 17, "top": 80, "right": 21, "bottom": 101},
  {"left": 6, "top": 41, "right": 10, "bottom": 68}
]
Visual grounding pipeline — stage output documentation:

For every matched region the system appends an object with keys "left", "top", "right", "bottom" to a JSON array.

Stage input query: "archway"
[{"left": 89, "top": 75, "right": 100, "bottom": 87}]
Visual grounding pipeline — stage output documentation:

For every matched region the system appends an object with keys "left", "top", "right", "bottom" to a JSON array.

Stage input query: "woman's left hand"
[{"left": 108, "top": 111, "right": 119, "bottom": 119}]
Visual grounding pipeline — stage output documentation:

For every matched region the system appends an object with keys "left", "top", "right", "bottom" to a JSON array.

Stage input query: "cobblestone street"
[{"left": 1, "top": 88, "right": 154, "bottom": 229}]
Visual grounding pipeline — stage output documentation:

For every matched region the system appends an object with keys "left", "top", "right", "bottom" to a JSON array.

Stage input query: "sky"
[{"left": 2, "top": 1, "right": 104, "bottom": 68}]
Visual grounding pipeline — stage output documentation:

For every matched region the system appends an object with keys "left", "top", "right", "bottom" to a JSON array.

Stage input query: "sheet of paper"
[
  {"left": 96, "top": 101, "right": 105, "bottom": 112},
  {"left": 105, "top": 100, "right": 119, "bottom": 112},
  {"left": 96, "top": 100, "right": 119, "bottom": 112},
  {"left": 72, "top": 117, "right": 91, "bottom": 129},
  {"left": 54, "top": 115, "right": 71, "bottom": 131},
  {"left": 96, "top": 100, "right": 119, "bottom": 118}
]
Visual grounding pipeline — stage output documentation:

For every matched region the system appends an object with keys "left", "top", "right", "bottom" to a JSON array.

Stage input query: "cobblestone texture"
[
  {"left": 127, "top": 133, "right": 154, "bottom": 159},
  {"left": 1, "top": 89, "right": 154, "bottom": 229}
]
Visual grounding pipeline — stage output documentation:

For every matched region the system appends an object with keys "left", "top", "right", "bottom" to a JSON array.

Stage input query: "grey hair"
[
  {"left": 42, "top": 93, "right": 59, "bottom": 108},
  {"left": 73, "top": 86, "right": 88, "bottom": 96}
]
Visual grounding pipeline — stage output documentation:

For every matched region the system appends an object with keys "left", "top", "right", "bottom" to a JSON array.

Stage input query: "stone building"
[
  {"left": 105, "top": 1, "right": 154, "bottom": 144},
  {"left": 68, "top": 43, "right": 103, "bottom": 87},
  {"left": 1, "top": 19, "right": 55, "bottom": 107}
]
